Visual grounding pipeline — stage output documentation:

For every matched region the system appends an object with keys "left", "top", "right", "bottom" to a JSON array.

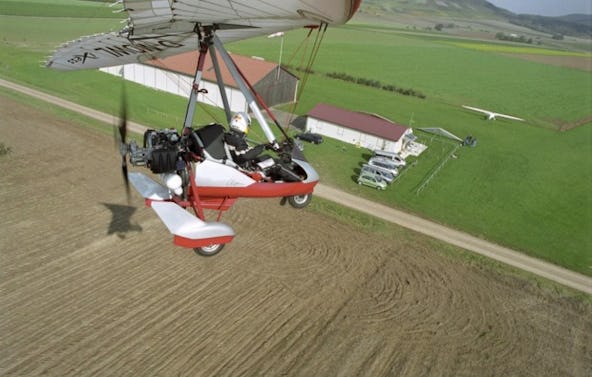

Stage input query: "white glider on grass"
[{"left": 462, "top": 105, "right": 524, "bottom": 122}]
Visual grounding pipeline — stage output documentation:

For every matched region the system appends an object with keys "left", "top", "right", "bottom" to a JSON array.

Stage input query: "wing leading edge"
[{"left": 46, "top": 0, "right": 362, "bottom": 71}]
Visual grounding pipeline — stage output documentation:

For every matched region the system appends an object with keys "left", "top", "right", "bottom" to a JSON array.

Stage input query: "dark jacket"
[{"left": 224, "top": 131, "right": 265, "bottom": 164}]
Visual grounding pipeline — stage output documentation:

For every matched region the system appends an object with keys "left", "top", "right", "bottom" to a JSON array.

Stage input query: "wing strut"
[
  {"left": 182, "top": 27, "right": 279, "bottom": 146},
  {"left": 209, "top": 44, "right": 232, "bottom": 123},
  {"left": 183, "top": 27, "right": 211, "bottom": 129},
  {"left": 211, "top": 34, "right": 278, "bottom": 145}
]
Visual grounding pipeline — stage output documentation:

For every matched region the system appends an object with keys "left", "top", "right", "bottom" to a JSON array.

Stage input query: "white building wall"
[
  {"left": 306, "top": 118, "right": 405, "bottom": 153},
  {"left": 100, "top": 64, "right": 248, "bottom": 113}
]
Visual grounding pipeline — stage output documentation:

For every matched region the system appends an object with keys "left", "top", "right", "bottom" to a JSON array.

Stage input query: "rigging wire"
[
  {"left": 286, "top": 22, "right": 328, "bottom": 128},
  {"left": 298, "top": 22, "right": 328, "bottom": 104}
]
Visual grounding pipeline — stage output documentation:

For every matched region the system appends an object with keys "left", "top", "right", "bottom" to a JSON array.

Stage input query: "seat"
[
  {"left": 191, "top": 124, "right": 236, "bottom": 167},
  {"left": 193, "top": 124, "right": 227, "bottom": 160}
]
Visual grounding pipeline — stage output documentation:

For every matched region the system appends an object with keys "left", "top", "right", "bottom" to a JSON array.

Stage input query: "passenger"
[{"left": 224, "top": 112, "right": 267, "bottom": 166}]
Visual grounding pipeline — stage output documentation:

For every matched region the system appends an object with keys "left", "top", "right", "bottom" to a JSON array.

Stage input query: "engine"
[{"left": 129, "top": 129, "right": 184, "bottom": 174}]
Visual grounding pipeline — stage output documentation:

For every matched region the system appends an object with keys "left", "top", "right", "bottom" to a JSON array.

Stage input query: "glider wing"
[{"left": 46, "top": 0, "right": 361, "bottom": 71}]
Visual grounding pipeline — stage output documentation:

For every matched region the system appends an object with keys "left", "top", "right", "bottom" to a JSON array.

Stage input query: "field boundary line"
[{"left": 1, "top": 77, "right": 590, "bottom": 295}]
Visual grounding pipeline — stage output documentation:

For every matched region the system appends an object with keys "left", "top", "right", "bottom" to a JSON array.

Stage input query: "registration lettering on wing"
[{"left": 93, "top": 40, "right": 185, "bottom": 58}]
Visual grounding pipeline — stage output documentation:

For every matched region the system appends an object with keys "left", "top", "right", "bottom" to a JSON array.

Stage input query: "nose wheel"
[{"left": 194, "top": 243, "right": 225, "bottom": 256}]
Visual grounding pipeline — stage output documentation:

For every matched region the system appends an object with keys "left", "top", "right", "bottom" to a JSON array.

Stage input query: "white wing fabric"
[
  {"left": 462, "top": 105, "right": 492, "bottom": 116},
  {"left": 462, "top": 105, "right": 524, "bottom": 121},
  {"left": 494, "top": 113, "right": 525, "bottom": 121},
  {"left": 46, "top": 0, "right": 361, "bottom": 71}
]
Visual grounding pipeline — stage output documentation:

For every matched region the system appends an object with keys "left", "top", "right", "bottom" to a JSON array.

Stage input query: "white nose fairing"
[
  {"left": 193, "top": 159, "right": 319, "bottom": 188},
  {"left": 194, "top": 160, "right": 255, "bottom": 188},
  {"left": 293, "top": 159, "right": 319, "bottom": 183}
]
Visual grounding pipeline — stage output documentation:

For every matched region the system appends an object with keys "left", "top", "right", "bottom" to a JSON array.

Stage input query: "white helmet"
[{"left": 230, "top": 112, "right": 251, "bottom": 134}]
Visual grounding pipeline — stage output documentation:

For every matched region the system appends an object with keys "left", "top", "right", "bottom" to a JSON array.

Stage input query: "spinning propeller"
[{"left": 115, "top": 86, "right": 131, "bottom": 200}]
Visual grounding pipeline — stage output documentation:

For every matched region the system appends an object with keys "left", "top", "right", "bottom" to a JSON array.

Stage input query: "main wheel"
[
  {"left": 194, "top": 243, "right": 225, "bottom": 257},
  {"left": 287, "top": 194, "right": 312, "bottom": 209}
]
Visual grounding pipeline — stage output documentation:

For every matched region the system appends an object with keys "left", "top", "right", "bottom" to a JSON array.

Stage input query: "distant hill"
[
  {"left": 509, "top": 14, "right": 592, "bottom": 38},
  {"left": 360, "top": 0, "right": 511, "bottom": 19},
  {"left": 558, "top": 14, "right": 592, "bottom": 27},
  {"left": 360, "top": 0, "right": 592, "bottom": 38}
]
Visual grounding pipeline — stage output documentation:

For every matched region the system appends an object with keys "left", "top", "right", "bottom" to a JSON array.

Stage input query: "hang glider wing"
[
  {"left": 462, "top": 105, "right": 492, "bottom": 116},
  {"left": 494, "top": 113, "right": 525, "bottom": 122},
  {"left": 462, "top": 105, "right": 524, "bottom": 122},
  {"left": 46, "top": 0, "right": 362, "bottom": 71}
]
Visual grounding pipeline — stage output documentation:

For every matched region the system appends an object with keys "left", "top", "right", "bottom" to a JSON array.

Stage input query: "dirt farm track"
[{"left": 1, "top": 95, "right": 591, "bottom": 376}]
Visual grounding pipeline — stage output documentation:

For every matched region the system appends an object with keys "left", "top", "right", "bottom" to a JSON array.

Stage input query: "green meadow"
[
  {"left": 0, "top": 0, "right": 119, "bottom": 18},
  {"left": 445, "top": 41, "right": 591, "bottom": 56},
  {"left": 230, "top": 26, "right": 592, "bottom": 127},
  {"left": 0, "top": 2, "right": 590, "bottom": 275}
]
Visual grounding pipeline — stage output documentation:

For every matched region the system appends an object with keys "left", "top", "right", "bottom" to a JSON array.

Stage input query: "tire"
[
  {"left": 288, "top": 194, "right": 312, "bottom": 209},
  {"left": 194, "top": 243, "right": 225, "bottom": 257}
]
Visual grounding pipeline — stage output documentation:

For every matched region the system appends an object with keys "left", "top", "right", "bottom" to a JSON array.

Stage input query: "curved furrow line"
[
  {"left": 29, "top": 262, "right": 240, "bottom": 376},
  {"left": 3, "top": 231, "right": 205, "bottom": 374}
]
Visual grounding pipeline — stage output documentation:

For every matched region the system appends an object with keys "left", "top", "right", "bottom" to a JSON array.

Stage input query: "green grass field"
[
  {"left": 229, "top": 26, "right": 592, "bottom": 127},
  {"left": 446, "top": 41, "right": 591, "bottom": 57},
  {"left": 1, "top": 2, "right": 591, "bottom": 276},
  {"left": 0, "top": 0, "right": 120, "bottom": 18}
]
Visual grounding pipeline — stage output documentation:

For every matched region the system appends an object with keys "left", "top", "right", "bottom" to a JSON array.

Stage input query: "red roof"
[
  {"left": 146, "top": 51, "right": 280, "bottom": 88},
  {"left": 308, "top": 103, "right": 409, "bottom": 142}
]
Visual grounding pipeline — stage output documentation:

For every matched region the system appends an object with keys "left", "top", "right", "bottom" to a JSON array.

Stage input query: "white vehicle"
[
  {"left": 372, "top": 150, "right": 406, "bottom": 167},
  {"left": 368, "top": 156, "right": 399, "bottom": 176},
  {"left": 462, "top": 105, "right": 524, "bottom": 122},
  {"left": 361, "top": 164, "right": 395, "bottom": 183}
]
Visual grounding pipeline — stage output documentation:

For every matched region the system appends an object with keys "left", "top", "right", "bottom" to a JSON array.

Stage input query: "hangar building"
[
  {"left": 306, "top": 103, "right": 414, "bottom": 153},
  {"left": 101, "top": 51, "right": 299, "bottom": 113}
]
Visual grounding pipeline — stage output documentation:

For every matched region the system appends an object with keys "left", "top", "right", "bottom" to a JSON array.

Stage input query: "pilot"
[{"left": 224, "top": 112, "right": 267, "bottom": 166}]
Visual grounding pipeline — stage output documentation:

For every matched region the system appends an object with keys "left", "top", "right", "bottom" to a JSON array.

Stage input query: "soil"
[{"left": 1, "top": 95, "right": 591, "bottom": 376}]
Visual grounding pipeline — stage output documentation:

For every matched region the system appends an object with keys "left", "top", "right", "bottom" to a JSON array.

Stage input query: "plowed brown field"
[{"left": 1, "top": 95, "right": 591, "bottom": 376}]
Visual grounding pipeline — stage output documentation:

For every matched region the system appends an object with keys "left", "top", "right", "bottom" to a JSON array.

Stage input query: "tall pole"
[{"left": 268, "top": 32, "right": 284, "bottom": 81}]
